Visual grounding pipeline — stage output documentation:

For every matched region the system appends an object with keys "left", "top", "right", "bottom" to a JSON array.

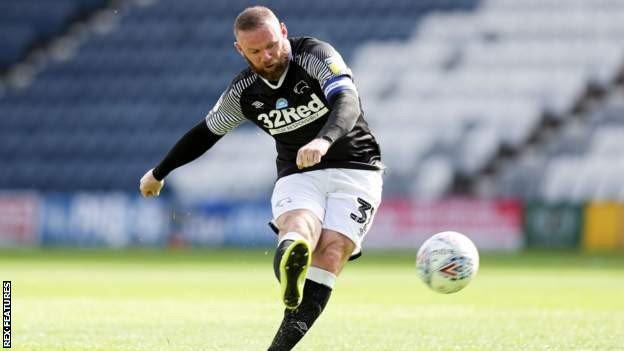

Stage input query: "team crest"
[
  {"left": 293, "top": 80, "right": 310, "bottom": 95},
  {"left": 276, "top": 98, "right": 288, "bottom": 109}
]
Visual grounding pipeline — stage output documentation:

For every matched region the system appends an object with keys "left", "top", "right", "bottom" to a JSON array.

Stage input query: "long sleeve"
[
  {"left": 316, "top": 89, "right": 360, "bottom": 143},
  {"left": 152, "top": 120, "right": 222, "bottom": 180}
]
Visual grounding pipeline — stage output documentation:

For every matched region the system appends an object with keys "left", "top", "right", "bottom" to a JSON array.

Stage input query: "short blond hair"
[{"left": 234, "top": 6, "right": 279, "bottom": 36}]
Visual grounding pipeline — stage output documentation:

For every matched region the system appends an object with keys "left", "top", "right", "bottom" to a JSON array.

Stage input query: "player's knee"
[
  {"left": 314, "top": 249, "right": 345, "bottom": 274},
  {"left": 313, "top": 237, "right": 355, "bottom": 274},
  {"left": 277, "top": 210, "right": 319, "bottom": 240}
]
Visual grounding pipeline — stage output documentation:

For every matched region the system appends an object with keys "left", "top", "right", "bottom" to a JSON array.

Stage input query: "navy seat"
[
  {"left": 0, "top": 25, "right": 36, "bottom": 67},
  {"left": 0, "top": 0, "right": 107, "bottom": 68},
  {"left": 0, "top": 0, "right": 479, "bottom": 191}
]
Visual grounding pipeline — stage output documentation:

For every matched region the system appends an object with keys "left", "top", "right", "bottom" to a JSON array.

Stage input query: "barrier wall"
[
  {"left": 523, "top": 202, "right": 583, "bottom": 249},
  {"left": 0, "top": 193, "right": 39, "bottom": 246},
  {"left": 583, "top": 202, "right": 624, "bottom": 251},
  {"left": 176, "top": 199, "right": 275, "bottom": 247},
  {"left": 0, "top": 192, "right": 170, "bottom": 247},
  {"left": 1, "top": 193, "right": 623, "bottom": 251},
  {"left": 367, "top": 198, "right": 524, "bottom": 251}
]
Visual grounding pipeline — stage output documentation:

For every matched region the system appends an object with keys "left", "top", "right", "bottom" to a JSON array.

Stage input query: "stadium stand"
[
  {"left": 0, "top": 0, "right": 107, "bottom": 69},
  {"left": 0, "top": 0, "right": 478, "bottom": 194},
  {"left": 354, "top": 0, "right": 624, "bottom": 199},
  {"left": 497, "top": 87, "right": 624, "bottom": 202},
  {"left": 1, "top": 0, "right": 623, "bottom": 203}
]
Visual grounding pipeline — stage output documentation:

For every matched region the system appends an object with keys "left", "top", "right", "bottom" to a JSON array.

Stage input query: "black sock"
[
  {"left": 273, "top": 239, "right": 294, "bottom": 281},
  {"left": 268, "top": 279, "right": 332, "bottom": 351}
]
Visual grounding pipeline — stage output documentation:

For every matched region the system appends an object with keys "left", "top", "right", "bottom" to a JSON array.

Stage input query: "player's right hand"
[
  {"left": 139, "top": 169, "right": 164, "bottom": 197},
  {"left": 296, "top": 138, "right": 331, "bottom": 169}
]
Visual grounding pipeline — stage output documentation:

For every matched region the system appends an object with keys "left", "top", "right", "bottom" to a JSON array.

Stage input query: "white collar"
[{"left": 259, "top": 63, "right": 290, "bottom": 89}]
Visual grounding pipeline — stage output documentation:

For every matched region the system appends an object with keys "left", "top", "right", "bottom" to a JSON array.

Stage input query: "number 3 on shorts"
[{"left": 350, "top": 197, "right": 374, "bottom": 238}]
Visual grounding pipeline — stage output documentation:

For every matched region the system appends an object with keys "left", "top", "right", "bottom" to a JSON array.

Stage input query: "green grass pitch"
[{"left": 2, "top": 249, "right": 623, "bottom": 350}]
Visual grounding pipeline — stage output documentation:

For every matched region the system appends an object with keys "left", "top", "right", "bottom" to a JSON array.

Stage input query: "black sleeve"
[
  {"left": 152, "top": 120, "right": 223, "bottom": 180},
  {"left": 315, "top": 89, "right": 360, "bottom": 143}
]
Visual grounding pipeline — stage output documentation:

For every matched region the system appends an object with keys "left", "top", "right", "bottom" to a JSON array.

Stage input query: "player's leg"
[
  {"left": 268, "top": 169, "right": 383, "bottom": 350},
  {"left": 310, "top": 229, "right": 355, "bottom": 274},
  {"left": 270, "top": 172, "right": 326, "bottom": 309},
  {"left": 268, "top": 229, "right": 353, "bottom": 351},
  {"left": 268, "top": 170, "right": 382, "bottom": 350},
  {"left": 273, "top": 209, "right": 322, "bottom": 309}
]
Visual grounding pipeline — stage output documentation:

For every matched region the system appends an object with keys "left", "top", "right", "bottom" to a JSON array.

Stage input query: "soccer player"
[{"left": 139, "top": 6, "right": 383, "bottom": 350}]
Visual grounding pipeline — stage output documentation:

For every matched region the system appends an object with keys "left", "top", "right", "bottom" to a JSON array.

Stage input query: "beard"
[{"left": 244, "top": 45, "right": 290, "bottom": 81}]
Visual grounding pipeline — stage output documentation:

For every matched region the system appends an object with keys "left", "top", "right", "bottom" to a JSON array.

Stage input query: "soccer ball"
[{"left": 416, "top": 231, "right": 479, "bottom": 294}]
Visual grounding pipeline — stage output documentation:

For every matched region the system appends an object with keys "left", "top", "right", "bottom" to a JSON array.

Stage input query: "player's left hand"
[{"left": 296, "top": 138, "right": 331, "bottom": 169}]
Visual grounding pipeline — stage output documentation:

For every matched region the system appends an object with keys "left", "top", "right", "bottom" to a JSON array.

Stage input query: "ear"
[
  {"left": 234, "top": 42, "right": 244, "bottom": 57},
  {"left": 280, "top": 22, "right": 288, "bottom": 38}
]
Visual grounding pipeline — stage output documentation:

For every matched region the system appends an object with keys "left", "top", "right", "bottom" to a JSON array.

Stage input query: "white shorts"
[{"left": 271, "top": 168, "right": 383, "bottom": 258}]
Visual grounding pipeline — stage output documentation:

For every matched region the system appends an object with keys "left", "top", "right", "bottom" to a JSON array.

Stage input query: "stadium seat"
[
  {"left": 1, "top": 0, "right": 480, "bottom": 192},
  {"left": 4, "top": 0, "right": 623, "bottom": 201},
  {"left": 356, "top": 0, "right": 624, "bottom": 198}
]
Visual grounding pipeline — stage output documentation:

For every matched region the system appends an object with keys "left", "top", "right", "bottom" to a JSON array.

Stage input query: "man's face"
[{"left": 235, "top": 21, "right": 290, "bottom": 81}]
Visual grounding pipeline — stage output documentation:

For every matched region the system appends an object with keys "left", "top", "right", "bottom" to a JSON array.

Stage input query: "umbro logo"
[
  {"left": 296, "top": 321, "right": 308, "bottom": 332},
  {"left": 252, "top": 101, "right": 264, "bottom": 109}
]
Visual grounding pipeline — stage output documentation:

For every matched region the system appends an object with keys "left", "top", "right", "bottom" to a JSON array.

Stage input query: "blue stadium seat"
[
  {"left": 0, "top": 0, "right": 479, "bottom": 191},
  {"left": 0, "top": 0, "right": 107, "bottom": 68},
  {"left": 0, "top": 25, "right": 36, "bottom": 67}
]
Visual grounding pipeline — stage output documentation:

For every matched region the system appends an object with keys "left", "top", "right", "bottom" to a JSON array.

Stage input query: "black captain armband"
[
  {"left": 316, "top": 89, "right": 360, "bottom": 144},
  {"left": 152, "top": 120, "right": 222, "bottom": 180}
]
